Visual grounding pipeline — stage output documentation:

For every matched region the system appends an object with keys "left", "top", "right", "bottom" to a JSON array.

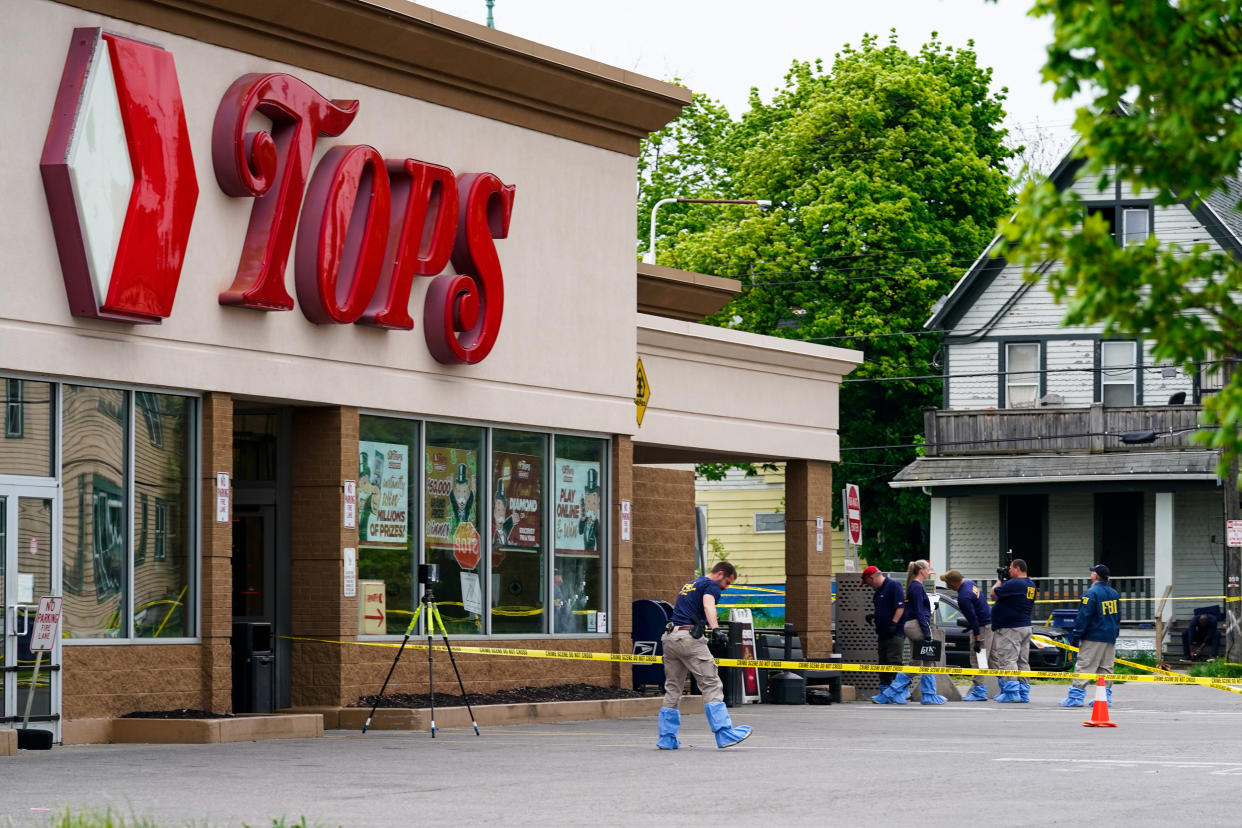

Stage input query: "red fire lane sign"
[{"left": 31, "top": 596, "right": 63, "bottom": 652}]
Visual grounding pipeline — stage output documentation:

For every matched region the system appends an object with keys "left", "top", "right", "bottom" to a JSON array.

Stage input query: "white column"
[
  {"left": 930, "top": 497, "right": 949, "bottom": 575},
  {"left": 1155, "top": 492, "right": 1175, "bottom": 624}
]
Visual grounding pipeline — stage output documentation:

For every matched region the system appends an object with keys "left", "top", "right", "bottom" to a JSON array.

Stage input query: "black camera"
[
  {"left": 418, "top": 563, "right": 441, "bottom": 587},
  {"left": 996, "top": 548, "right": 1014, "bottom": 583}
]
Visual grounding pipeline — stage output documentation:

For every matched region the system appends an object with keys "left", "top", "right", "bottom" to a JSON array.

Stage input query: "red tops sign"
[{"left": 41, "top": 29, "right": 515, "bottom": 366}]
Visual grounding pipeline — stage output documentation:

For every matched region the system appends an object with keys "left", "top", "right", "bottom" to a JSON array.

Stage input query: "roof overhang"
[{"left": 890, "top": 450, "right": 1220, "bottom": 489}]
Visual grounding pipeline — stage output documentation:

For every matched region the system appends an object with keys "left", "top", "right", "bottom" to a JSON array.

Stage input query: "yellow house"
[{"left": 696, "top": 463, "right": 849, "bottom": 585}]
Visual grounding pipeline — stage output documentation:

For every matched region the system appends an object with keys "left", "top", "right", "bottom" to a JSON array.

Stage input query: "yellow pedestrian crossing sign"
[{"left": 635, "top": 357, "right": 651, "bottom": 426}]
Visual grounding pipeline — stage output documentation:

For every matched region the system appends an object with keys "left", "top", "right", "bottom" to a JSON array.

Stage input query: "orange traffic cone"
[{"left": 1082, "top": 676, "right": 1117, "bottom": 728}]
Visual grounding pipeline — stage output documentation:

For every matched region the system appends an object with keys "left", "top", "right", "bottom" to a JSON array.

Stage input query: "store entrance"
[
  {"left": 231, "top": 406, "right": 291, "bottom": 712},
  {"left": 1, "top": 485, "right": 60, "bottom": 741}
]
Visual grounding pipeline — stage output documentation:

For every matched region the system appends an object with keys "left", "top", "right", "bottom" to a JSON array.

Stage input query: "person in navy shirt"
[
  {"left": 1059, "top": 564, "right": 1121, "bottom": 708},
  {"left": 941, "top": 569, "right": 992, "bottom": 702},
  {"left": 656, "top": 562, "right": 752, "bottom": 750},
  {"left": 900, "top": 560, "right": 946, "bottom": 704},
  {"left": 864, "top": 565, "right": 907, "bottom": 704},
  {"left": 990, "top": 558, "right": 1036, "bottom": 703}
]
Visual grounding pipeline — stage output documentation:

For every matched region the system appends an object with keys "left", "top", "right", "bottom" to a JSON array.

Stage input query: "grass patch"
[
  {"left": 1188, "top": 660, "right": 1242, "bottom": 680},
  {"left": 38, "top": 809, "right": 336, "bottom": 828}
]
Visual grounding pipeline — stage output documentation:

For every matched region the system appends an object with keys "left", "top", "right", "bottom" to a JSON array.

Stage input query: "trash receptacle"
[
  {"left": 232, "top": 621, "right": 273, "bottom": 714},
  {"left": 631, "top": 600, "right": 672, "bottom": 691},
  {"left": 1050, "top": 609, "right": 1078, "bottom": 630}
]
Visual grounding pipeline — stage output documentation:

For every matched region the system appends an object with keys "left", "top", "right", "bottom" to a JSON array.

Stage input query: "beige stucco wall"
[
  {"left": 635, "top": 315, "right": 862, "bottom": 462},
  {"left": 2, "top": 0, "right": 637, "bottom": 435}
]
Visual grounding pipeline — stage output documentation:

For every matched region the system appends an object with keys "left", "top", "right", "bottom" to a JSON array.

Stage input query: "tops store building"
[{"left": 0, "top": 0, "right": 860, "bottom": 743}]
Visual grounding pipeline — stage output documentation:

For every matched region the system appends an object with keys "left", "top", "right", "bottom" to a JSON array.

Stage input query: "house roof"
[
  {"left": 926, "top": 138, "right": 1242, "bottom": 333},
  {"left": 889, "top": 450, "right": 1220, "bottom": 489}
]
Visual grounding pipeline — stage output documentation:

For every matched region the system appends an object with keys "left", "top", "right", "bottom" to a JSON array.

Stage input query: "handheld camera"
[{"left": 996, "top": 548, "right": 1014, "bottom": 583}]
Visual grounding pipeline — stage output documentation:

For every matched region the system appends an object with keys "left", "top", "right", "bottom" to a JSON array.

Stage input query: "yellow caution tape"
[{"left": 283, "top": 635, "right": 1242, "bottom": 692}]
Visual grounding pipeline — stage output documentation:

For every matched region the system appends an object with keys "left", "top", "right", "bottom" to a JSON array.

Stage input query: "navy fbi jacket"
[
  {"left": 957, "top": 579, "right": 992, "bottom": 635},
  {"left": 670, "top": 575, "right": 722, "bottom": 626},
  {"left": 991, "top": 577, "right": 1036, "bottom": 630},
  {"left": 872, "top": 577, "right": 905, "bottom": 638},
  {"left": 1072, "top": 582, "right": 1121, "bottom": 644},
  {"left": 905, "top": 580, "right": 933, "bottom": 639}
]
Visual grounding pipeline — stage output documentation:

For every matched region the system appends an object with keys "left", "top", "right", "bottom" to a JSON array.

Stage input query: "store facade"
[{"left": 1, "top": 0, "right": 859, "bottom": 744}]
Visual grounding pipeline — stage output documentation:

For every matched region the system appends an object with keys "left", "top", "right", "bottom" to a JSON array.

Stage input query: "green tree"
[
  {"left": 639, "top": 34, "right": 1015, "bottom": 570},
  {"left": 1002, "top": 0, "right": 1242, "bottom": 471}
]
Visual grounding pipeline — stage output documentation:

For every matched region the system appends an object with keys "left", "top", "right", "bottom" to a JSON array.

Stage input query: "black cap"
[{"left": 1090, "top": 564, "right": 1110, "bottom": 581}]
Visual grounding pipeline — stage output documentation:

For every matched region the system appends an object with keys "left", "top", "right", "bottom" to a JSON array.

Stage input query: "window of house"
[
  {"left": 1005, "top": 343, "right": 1040, "bottom": 407},
  {"left": 0, "top": 378, "right": 53, "bottom": 476},
  {"left": 1122, "top": 208, "right": 1150, "bottom": 247},
  {"left": 1199, "top": 349, "right": 1235, "bottom": 398},
  {"left": 5, "top": 378, "right": 23, "bottom": 438},
  {"left": 1101, "top": 341, "right": 1137, "bottom": 405},
  {"left": 1085, "top": 205, "right": 1152, "bottom": 247},
  {"left": 754, "top": 512, "right": 786, "bottom": 533}
]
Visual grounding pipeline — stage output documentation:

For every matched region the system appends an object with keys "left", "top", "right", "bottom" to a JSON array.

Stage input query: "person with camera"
[
  {"left": 990, "top": 558, "right": 1036, "bottom": 703},
  {"left": 941, "top": 569, "right": 992, "bottom": 702},
  {"left": 864, "top": 565, "right": 908, "bottom": 704},
  {"left": 1059, "top": 564, "right": 1121, "bottom": 708},
  {"left": 898, "top": 559, "right": 947, "bottom": 704},
  {"left": 656, "top": 561, "right": 752, "bottom": 750}
]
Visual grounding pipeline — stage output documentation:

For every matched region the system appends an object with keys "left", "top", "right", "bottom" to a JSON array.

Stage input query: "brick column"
[
  {"left": 609, "top": 435, "right": 634, "bottom": 686},
  {"left": 198, "top": 392, "right": 232, "bottom": 711},
  {"left": 785, "top": 459, "right": 834, "bottom": 657},
  {"left": 289, "top": 406, "right": 359, "bottom": 707}
]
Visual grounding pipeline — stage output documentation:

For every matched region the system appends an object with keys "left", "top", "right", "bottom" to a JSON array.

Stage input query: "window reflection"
[
  {"left": 0, "top": 378, "right": 54, "bottom": 476},
  {"left": 133, "top": 394, "right": 193, "bottom": 637},
  {"left": 62, "top": 386, "right": 127, "bottom": 638},
  {"left": 553, "top": 436, "right": 605, "bottom": 634},
  {"left": 358, "top": 415, "right": 418, "bottom": 635}
]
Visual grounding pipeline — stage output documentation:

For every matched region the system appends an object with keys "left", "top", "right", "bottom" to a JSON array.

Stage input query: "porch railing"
[{"left": 1030, "top": 576, "right": 1154, "bottom": 625}]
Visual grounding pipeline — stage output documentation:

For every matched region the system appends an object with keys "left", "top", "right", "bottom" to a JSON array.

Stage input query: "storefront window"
[
  {"left": 553, "top": 436, "right": 606, "bottom": 634},
  {"left": 62, "top": 386, "right": 127, "bottom": 638},
  {"left": 61, "top": 385, "right": 197, "bottom": 640},
  {"left": 0, "top": 378, "right": 54, "bottom": 477},
  {"left": 358, "top": 415, "right": 418, "bottom": 635},
  {"left": 490, "top": 431, "right": 546, "bottom": 635},
  {"left": 425, "top": 422, "right": 484, "bottom": 635},
  {"left": 132, "top": 394, "right": 194, "bottom": 638}
]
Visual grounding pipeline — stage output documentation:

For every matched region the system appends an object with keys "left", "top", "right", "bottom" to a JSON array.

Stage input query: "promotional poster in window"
[
  {"left": 425, "top": 446, "right": 479, "bottom": 569},
  {"left": 491, "top": 451, "right": 541, "bottom": 565},
  {"left": 554, "top": 458, "right": 601, "bottom": 557},
  {"left": 358, "top": 441, "right": 409, "bottom": 546}
]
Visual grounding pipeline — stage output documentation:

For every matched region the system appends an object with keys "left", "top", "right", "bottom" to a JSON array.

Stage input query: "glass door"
[{"left": 2, "top": 488, "right": 59, "bottom": 741}]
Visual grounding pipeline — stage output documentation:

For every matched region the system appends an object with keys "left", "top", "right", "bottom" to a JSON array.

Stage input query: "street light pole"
[{"left": 645, "top": 197, "right": 772, "bottom": 265}]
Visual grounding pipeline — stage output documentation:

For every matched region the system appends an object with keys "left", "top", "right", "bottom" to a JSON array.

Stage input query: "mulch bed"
[
  {"left": 353, "top": 682, "right": 648, "bottom": 708},
  {"left": 120, "top": 708, "right": 234, "bottom": 719}
]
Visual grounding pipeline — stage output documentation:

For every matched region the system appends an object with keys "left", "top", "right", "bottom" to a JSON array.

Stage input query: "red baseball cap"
[{"left": 861, "top": 565, "right": 879, "bottom": 581}]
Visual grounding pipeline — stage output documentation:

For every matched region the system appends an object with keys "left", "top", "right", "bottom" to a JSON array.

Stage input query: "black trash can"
[{"left": 232, "top": 621, "right": 274, "bottom": 714}]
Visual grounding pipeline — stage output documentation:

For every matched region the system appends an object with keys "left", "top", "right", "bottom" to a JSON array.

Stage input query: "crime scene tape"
[{"left": 283, "top": 635, "right": 1242, "bottom": 693}]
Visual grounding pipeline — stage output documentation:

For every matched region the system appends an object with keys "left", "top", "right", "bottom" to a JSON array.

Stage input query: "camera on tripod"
[
  {"left": 418, "top": 563, "right": 440, "bottom": 588},
  {"left": 996, "top": 548, "right": 1014, "bottom": 583}
]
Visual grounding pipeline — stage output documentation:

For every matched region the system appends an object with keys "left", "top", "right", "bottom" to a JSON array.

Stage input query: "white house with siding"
[{"left": 891, "top": 153, "right": 1242, "bottom": 630}]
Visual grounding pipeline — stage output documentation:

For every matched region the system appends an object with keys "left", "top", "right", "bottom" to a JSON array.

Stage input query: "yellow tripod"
[{"left": 362, "top": 582, "right": 480, "bottom": 738}]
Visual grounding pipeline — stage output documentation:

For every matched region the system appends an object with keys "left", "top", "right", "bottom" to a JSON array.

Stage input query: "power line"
[{"left": 844, "top": 360, "right": 1231, "bottom": 384}]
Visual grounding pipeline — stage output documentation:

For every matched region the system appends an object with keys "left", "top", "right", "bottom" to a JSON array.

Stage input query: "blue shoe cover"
[
  {"left": 1106, "top": 687, "right": 1113, "bottom": 708},
  {"left": 656, "top": 706, "right": 681, "bottom": 750},
  {"left": 1018, "top": 682, "right": 1030, "bottom": 703},
  {"left": 962, "top": 685, "right": 989, "bottom": 702},
  {"left": 919, "top": 674, "right": 947, "bottom": 705},
  {"left": 994, "top": 680, "right": 1023, "bottom": 703},
  {"left": 705, "top": 701, "right": 751, "bottom": 748},
  {"left": 1059, "top": 686, "right": 1086, "bottom": 708}
]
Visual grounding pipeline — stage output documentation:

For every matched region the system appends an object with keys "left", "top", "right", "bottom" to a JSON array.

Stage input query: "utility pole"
[{"left": 1226, "top": 451, "right": 1241, "bottom": 662}]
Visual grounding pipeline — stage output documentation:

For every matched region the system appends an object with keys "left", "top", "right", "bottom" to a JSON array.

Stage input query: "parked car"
[{"left": 934, "top": 590, "right": 1069, "bottom": 672}]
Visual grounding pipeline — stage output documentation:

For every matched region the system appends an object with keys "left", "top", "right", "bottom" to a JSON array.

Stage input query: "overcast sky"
[{"left": 410, "top": 0, "right": 1081, "bottom": 144}]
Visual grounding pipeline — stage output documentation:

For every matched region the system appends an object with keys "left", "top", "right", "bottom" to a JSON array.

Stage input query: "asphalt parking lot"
[{"left": 2, "top": 681, "right": 1241, "bottom": 827}]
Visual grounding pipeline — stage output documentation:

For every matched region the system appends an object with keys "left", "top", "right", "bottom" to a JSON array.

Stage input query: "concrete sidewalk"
[{"left": 2, "top": 682, "right": 1241, "bottom": 827}]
